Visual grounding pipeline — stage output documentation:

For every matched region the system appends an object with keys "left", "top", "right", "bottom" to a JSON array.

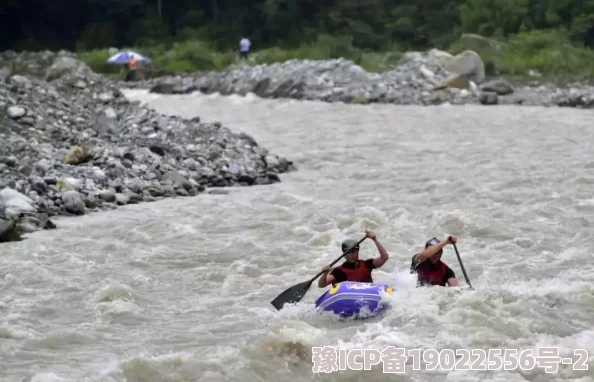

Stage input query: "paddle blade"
[{"left": 270, "top": 280, "right": 313, "bottom": 310}]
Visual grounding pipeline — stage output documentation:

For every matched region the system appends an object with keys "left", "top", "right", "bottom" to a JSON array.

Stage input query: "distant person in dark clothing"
[{"left": 125, "top": 56, "right": 137, "bottom": 82}]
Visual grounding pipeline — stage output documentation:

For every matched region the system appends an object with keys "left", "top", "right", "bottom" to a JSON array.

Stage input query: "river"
[{"left": 1, "top": 90, "right": 593, "bottom": 382}]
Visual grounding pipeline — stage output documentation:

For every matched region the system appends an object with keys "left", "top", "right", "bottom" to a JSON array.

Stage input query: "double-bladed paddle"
[{"left": 270, "top": 236, "right": 368, "bottom": 310}]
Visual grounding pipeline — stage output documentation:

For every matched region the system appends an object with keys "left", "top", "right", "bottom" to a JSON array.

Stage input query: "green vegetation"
[
  {"left": 79, "top": 35, "right": 406, "bottom": 75},
  {"left": 80, "top": 30, "right": 594, "bottom": 85},
  {"left": 3, "top": 0, "right": 594, "bottom": 83}
]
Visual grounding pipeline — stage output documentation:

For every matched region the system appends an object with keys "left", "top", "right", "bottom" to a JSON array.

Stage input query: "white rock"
[
  {"left": 0, "top": 188, "right": 36, "bottom": 217},
  {"left": 104, "top": 107, "right": 117, "bottom": 119},
  {"left": 7, "top": 106, "right": 26, "bottom": 119}
]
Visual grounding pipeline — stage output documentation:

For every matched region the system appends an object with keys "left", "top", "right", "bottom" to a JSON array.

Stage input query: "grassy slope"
[{"left": 79, "top": 31, "right": 594, "bottom": 86}]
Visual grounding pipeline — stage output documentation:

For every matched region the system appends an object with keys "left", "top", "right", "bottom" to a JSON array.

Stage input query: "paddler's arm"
[
  {"left": 366, "top": 230, "right": 389, "bottom": 268},
  {"left": 318, "top": 265, "right": 335, "bottom": 288},
  {"left": 371, "top": 237, "right": 389, "bottom": 268},
  {"left": 445, "top": 267, "right": 459, "bottom": 287},
  {"left": 413, "top": 235, "right": 454, "bottom": 264}
]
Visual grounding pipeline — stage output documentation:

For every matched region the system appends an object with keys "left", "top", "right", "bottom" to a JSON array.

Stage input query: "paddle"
[
  {"left": 452, "top": 243, "right": 473, "bottom": 290},
  {"left": 270, "top": 236, "right": 368, "bottom": 311}
]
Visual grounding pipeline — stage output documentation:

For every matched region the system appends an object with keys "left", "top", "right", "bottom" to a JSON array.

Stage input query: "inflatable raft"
[{"left": 314, "top": 281, "right": 393, "bottom": 319}]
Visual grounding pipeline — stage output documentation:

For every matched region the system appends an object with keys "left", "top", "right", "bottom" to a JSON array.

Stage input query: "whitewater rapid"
[{"left": 1, "top": 90, "right": 593, "bottom": 382}]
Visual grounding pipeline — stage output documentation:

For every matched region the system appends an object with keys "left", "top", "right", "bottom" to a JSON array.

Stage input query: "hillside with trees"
[{"left": 2, "top": 0, "right": 594, "bottom": 80}]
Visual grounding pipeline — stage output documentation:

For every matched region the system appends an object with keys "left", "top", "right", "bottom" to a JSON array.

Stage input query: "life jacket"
[
  {"left": 414, "top": 260, "right": 448, "bottom": 286},
  {"left": 128, "top": 57, "right": 137, "bottom": 69},
  {"left": 333, "top": 260, "right": 373, "bottom": 284}
]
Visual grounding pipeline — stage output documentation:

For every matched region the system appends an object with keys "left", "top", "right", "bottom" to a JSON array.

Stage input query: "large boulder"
[
  {"left": 61, "top": 191, "right": 86, "bottom": 215},
  {"left": 427, "top": 49, "right": 454, "bottom": 67},
  {"left": 443, "top": 50, "right": 486, "bottom": 84},
  {"left": 45, "top": 56, "right": 99, "bottom": 82},
  {"left": 450, "top": 34, "right": 508, "bottom": 76}
]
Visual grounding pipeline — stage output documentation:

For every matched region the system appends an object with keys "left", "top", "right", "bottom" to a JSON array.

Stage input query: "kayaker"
[
  {"left": 410, "top": 236, "right": 459, "bottom": 287},
  {"left": 317, "top": 230, "right": 389, "bottom": 288}
]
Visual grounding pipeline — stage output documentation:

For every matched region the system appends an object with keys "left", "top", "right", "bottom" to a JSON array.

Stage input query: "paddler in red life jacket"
[
  {"left": 317, "top": 230, "right": 390, "bottom": 288},
  {"left": 410, "top": 236, "right": 459, "bottom": 287}
]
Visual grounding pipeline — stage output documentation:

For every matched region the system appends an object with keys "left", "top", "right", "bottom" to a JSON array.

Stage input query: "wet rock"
[
  {"left": 61, "top": 191, "right": 86, "bottom": 215},
  {"left": 37, "top": 213, "right": 56, "bottom": 230},
  {"left": 0, "top": 188, "right": 36, "bottom": 218},
  {"left": 162, "top": 170, "right": 194, "bottom": 192},
  {"left": 554, "top": 92, "right": 594, "bottom": 108},
  {"left": 115, "top": 193, "right": 130, "bottom": 205},
  {"left": 149, "top": 145, "right": 166, "bottom": 156},
  {"left": 0, "top": 219, "right": 22, "bottom": 242},
  {"left": 18, "top": 222, "right": 37, "bottom": 233},
  {"left": 481, "top": 79, "right": 514, "bottom": 95},
  {"left": 98, "top": 190, "right": 116, "bottom": 203},
  {"left": 480, "top": 92, "right": 499, "bottom": 105},
  {"left": 149, "top": 82, "right": 175, "bottom": 94}
]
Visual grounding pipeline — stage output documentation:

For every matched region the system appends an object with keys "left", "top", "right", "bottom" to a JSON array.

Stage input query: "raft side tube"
[{"left": 314, "top": 281, "right": 393, "bottom": 318}]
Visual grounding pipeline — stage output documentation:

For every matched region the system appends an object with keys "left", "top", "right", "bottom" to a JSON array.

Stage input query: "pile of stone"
[
  {"left": 0, "top": 50, "right": 78, "bottom": 80},
  {"left": 131, "top": 48, "right": 594, "bottom": 108},
  {"left": 134, "top": 52, "right": 484, "bottom": 105},
  {"left": 125, "top": 49, "right": 486, "bottom": 104},
  {"left": 0, "top": 57, "right": 295, "bottom": 243}
]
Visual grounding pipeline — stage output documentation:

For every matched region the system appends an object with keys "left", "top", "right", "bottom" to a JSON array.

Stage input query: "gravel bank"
[{"left": 0, "top": 55, "right": 295, "bottom": 243}]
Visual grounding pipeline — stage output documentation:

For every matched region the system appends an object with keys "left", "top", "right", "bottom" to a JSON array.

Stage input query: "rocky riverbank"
[
  {"left": 127, "top": 50, "right": 594, "bottom": 108},
  {"left": 3, "top": 48, "right": 594, "bottom": 108},
  {"left": 0, "top": 56, "right": 295, "bottom": 243}
]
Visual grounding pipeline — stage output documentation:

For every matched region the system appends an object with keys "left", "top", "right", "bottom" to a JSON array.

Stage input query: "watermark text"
[{"left": 311, "top": 346, "right": 590, "bottom": 373}]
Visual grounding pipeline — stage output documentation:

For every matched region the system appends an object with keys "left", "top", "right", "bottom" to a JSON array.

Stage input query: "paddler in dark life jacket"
[
  {"left": 410, "top": 236, "right": 459, "bottom": 287},
  {"left": 317, "top": 230, "right": 389, "bottom": 288}
]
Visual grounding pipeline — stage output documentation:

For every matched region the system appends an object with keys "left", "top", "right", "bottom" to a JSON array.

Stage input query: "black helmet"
[
  {"left": 425, "top": 237, "right": 440, "bottom": 248},
  {"left": 341, "top": 239, "right": 360, "bottom": 253}
]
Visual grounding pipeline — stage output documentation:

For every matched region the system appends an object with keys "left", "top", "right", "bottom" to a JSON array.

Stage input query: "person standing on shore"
[
  {"left": 125, "top": 55, "right": 137, "bottom": 82},
  {"left": 239, "top": 37, "right": 251, "bottom": 60}
]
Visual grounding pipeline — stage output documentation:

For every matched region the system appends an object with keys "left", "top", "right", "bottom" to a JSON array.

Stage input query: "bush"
[
  {"left": 253, "top": 34, "right": 361, "bottom": 64},
  {"left": 149, "top": 40, "right": 235, "bottom": 73},
  {"left": 502, "top": 29, "right": 594, "bottom": 80},
  {"left": 447, "top": 30, "right": 594, "bottom": 81},
  {"left": 78, "top": 40, "right": 236, "bottom": 75},
  {"left": 357, "top": 50, "right": 404, "bottom": 72},
  {"left": 78, "top": 49, "right": 122, "bottom": 74}
]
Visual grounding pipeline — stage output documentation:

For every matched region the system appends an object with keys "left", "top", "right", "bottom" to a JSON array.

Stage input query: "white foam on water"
[{"left": 2, "top": 90, "right": 593, "bottom": 382}]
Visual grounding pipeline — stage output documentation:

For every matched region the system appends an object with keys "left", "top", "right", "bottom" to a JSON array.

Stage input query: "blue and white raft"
[{"left": 314, "top": 281, "right": 393, "bottom": 319}]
